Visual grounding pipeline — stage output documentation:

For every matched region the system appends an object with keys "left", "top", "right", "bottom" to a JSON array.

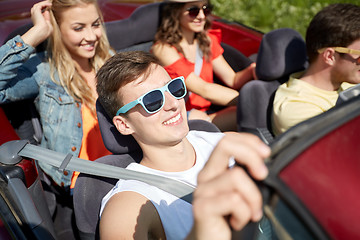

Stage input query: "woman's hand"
[
  {"left": 22, "top": 0, "right": 53, "bottom": 47},
  {"left": 233, "top": 63, "right": 257, "bottom": 89}
]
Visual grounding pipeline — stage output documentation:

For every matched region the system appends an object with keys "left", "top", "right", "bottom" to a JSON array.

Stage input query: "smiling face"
[
  {"left": 58, "top": 3, "right": 102, "bottom": 64},
  {"left": 179, "top": 1, "right": 208, "bottom": 34},
  {"left": 331, "top": 39, "right": 360, "bottom": 85},
  {"left": 114, "top": 64, "right": 189, "bottom": 148}
]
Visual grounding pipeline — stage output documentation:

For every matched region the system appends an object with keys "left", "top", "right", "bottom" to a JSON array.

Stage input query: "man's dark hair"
[
  {"left": 96, "top": 51, "right": 161, "bottom": 117},
  {"left": 306, "top": 3, "right": 360, "bottom": 63}
]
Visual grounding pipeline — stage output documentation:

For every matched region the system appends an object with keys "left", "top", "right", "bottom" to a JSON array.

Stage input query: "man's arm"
[
  {"left": 100, "top": 191, "right": 165, "bottom": 240},
  {"left": 188, "top": 132, "right": 270, "bottom": 240}
]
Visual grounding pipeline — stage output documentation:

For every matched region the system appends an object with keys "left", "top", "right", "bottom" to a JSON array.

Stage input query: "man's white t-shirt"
[{"left": 100, "top": 130, "right": 234, "bottom": 240}]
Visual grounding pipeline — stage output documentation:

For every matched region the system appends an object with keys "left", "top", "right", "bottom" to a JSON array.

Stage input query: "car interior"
[
  {"left": 1, "top": 1, "right": 360, "bottom": 240},
  {"left": 0, "top": 3, "right": 247, "bottom": 239}
]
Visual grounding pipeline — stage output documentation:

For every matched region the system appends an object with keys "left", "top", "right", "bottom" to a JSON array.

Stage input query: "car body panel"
[
  {"left": 0, "top": 108, "right": 19, "bottom": 145},
  {"left": 280, "top": 113, "right": 360, "bottom": 239},
  {"left": 264, "top": 93, "right": 360, "bottom": 240}
]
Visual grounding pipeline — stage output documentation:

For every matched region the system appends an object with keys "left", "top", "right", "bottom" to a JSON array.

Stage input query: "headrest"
[
  {"left": 105, "top": 2, "right": 163, "bottom": 51},
  {"left": 255, "top": 28, "right": 308, "bottom": 82},
  {"left": 96, "top": 100, "right": 140, "bottom": 154}
]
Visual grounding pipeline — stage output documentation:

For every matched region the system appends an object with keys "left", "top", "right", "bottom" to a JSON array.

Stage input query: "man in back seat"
[
  {"left": 96, "top": 51, "right": 270, "bottom": 239},
  {"left": 272, "top": 3, "right": 360, "bottom": 135}
]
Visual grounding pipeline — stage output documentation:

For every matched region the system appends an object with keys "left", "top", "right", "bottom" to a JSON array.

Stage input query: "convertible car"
[{"left": 1, "top": 1, "right": 359, "bottom": 240}]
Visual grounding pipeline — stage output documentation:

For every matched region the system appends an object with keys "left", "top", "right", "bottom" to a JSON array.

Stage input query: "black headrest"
[
  {"left": 105, "top": 2, "right": 163, "bottom": 51},
  {"left": 96, "top": 100, "right": 140, "bottom": 154},
  {"left": 255, "top": 28, "right": 308, "bottom": 82},
  {"left": 221, "top": 42, "right": 253, "bottom": 71}
]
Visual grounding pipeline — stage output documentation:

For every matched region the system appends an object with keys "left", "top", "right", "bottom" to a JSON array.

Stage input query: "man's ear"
[
  {"left": 321, "top": 48, "right": 336, "bottom": 66},
  {"left": 113, "top": 115, "right": 134, "bottom": 135}
]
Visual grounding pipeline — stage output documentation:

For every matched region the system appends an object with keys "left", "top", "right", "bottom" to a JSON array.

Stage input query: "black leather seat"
[
  {"left": 105, "top": 2, "right": 163, "bottom": 52},
  {"left": 237, "top": 28, "right": 308, "bottom": 144}
]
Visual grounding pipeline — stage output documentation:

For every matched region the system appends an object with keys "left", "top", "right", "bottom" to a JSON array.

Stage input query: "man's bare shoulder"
[{"left": 100, "top": 191, "right": 165, "bottom": 239}]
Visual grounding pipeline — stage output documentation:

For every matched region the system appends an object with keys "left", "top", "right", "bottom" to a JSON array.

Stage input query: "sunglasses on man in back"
[
  {"left": 318, "top": 47, "right": 360, "bottom": 64},
  {"left": 186, "top": 4, "right": 212, "bottom": 18}
]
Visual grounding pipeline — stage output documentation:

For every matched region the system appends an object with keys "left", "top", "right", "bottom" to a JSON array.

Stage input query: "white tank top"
[{"left": 100, "top": 131, "right": 232, "bottom": 240}]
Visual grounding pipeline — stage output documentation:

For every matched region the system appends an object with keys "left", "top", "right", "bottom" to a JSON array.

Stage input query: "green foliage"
[{"left": 211, "top": 0, "right": 359, "bottom": 37}]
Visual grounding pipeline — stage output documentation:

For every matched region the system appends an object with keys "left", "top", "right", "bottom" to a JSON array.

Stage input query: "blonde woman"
[
  {"left": 152, "top": 0, "right": 256, "bottom": 131},
  {"left": 0, "top": 0, "right": 112, "bottom": 190}
]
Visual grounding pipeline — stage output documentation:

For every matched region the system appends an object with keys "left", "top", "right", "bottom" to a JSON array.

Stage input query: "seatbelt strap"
[
  {"left": 185, "top": 44, "right": 203, "bottom": 103},
  {"left": 3, "top": 140, "right": 194, "bottom": 203},
  {"left": 194, "top": 44, "right": 203, "bottom": 76},
  {"left": 29, "top": 104, "right": 43, "bottom": 144}
]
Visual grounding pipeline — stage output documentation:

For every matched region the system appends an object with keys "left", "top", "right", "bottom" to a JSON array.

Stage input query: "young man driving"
[{"left": 96, "top": 51, "right": 270, "bottom": 239}]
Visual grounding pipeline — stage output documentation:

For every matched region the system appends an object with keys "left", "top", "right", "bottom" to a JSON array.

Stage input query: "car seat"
[
  {"left": 105, "top": 2, "right": 163, "bottom": 52},
  {"left": 237, "top": 28, "right": 308, "bottom": 144},
  {"left": 0, "top": 110, "right": 56, "bottom": 239},
  {"left": 73, "top": 99, "right": 220, "bottom": 240}
]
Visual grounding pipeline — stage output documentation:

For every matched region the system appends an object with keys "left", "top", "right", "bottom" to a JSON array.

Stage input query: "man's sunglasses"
[
  {"left": 116, "top": 76, "right": 187, "bottom": 115},
  {"left": 318, "top": 47, "right": 360, "bottom": 64},
  {"left": 186, "top": 5, "right": 212, "bottom": 18}
]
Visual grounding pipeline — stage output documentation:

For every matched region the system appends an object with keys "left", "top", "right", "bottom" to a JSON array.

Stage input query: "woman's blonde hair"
[
  {"left": 154, "top": 1, "right": 212, "bottom": 61},
  {"left": 47, "top": 0, "right": 112, "bottom": 116}
]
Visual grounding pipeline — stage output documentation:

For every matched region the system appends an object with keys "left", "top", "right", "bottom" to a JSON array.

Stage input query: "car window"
[{"left": 262, "top": 195, "right": 316, "bottom": 240}]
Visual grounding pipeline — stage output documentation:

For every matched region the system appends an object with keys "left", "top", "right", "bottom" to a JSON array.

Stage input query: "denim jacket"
[{"left": 0, "top": 35, "right": 83, "bottom": 187}]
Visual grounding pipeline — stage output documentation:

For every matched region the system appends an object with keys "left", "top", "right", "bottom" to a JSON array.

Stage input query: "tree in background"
[{"left": 212, "top": 0, "right": 359, "bottom": 37}]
